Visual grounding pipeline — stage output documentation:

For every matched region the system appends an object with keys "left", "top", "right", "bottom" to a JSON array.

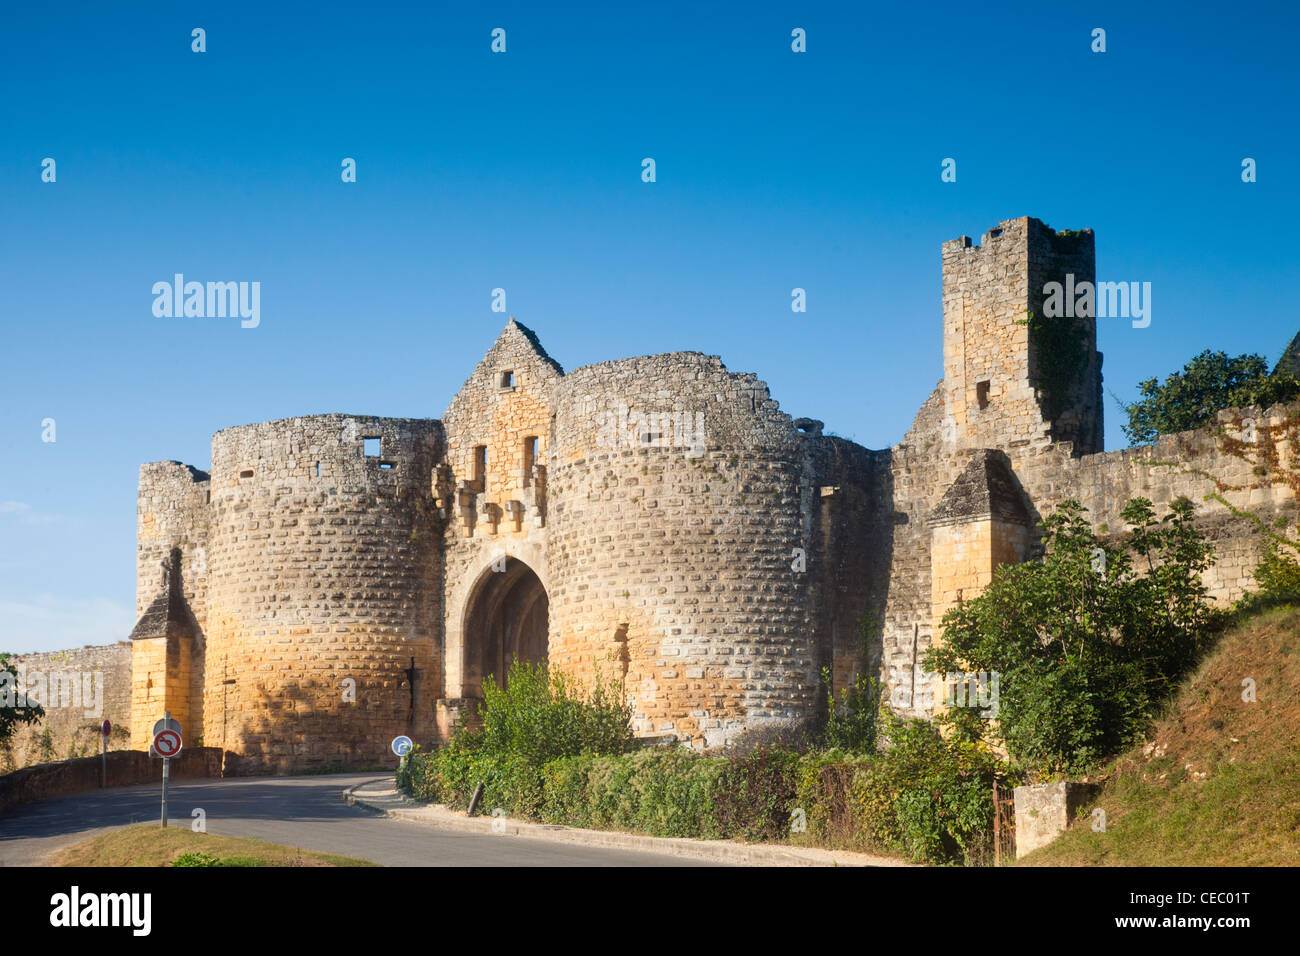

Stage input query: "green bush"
[
  {"left": 477, "top": 661, "right": 635, "bottom": 766},
  {"left": 792, "top": 750, "right": 877, "bottom": 850},
  {"left": 818, "top": 668, "right": 880, "bottom": 753},
  {"left": 393, "top": 658, "right": 1015, "bottom": 864},
  {"left": 928, "top": 497, "right": 1219, "bottom": 775},
  {"left": 539, "top": 754, "right": 597, "bottom": 827},
  {"left": 879, "top": 714, "right": 1005, "bottom": 865},
  {"left": 1252, "top": 543, "right": 1300, "bottom": 603},
  {"left": 712, "top": 745, "right": 799, "bottom": 842},
  {"left": 172, "top": 851, "right": 219, "bottom": 867}
]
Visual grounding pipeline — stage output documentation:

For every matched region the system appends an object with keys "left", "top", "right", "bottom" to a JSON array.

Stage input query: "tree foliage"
[
  {"left": 1121, "top": 350, "right": 1300, "bottom": 445},
  {"left": 0, "top": 653, "right": 44, "bottom": 748},
  {"left": 925, "top": 498, "right": 1219, "bottom": 775}
]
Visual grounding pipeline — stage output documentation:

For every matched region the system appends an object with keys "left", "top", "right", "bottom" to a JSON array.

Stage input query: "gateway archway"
[{"left": 462, "top": 557, "right": 549, "bottom": 698}]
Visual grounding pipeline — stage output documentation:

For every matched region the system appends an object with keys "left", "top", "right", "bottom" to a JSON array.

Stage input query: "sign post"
[
  {"left": 151, "top": 713, "right": 183, "bottom": 828},
  {"left": 100, "top": 720, "right": 111, "bottom": 788},
  {"left": 391, "top": 735, "right": 413, "bottom": 775}
]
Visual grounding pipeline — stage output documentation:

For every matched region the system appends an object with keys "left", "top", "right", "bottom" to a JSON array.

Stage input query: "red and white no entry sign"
[{"left": 153, "top": 729, "right": 183, "bottom": 758}]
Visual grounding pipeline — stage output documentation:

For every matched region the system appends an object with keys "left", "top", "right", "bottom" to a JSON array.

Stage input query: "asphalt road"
[{"left": 0, "top": 773, "right": 709, "bottom": 867}]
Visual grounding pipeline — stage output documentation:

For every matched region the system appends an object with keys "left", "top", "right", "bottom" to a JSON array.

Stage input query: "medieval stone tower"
[
  {"left": 941, "top": 216, "right": 1102, "bottom": 456},
  {"left": 127, "top": 216, "right": 1296, "bottom": 772}
]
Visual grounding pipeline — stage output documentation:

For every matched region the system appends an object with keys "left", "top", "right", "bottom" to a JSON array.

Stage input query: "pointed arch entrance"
[{"left": 461, "top": 557, "right": 549, "bottom": 698}]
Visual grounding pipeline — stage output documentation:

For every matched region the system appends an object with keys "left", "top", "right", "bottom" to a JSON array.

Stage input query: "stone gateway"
[{"left": 126, "top": 216, "right": 1298, "bottom": 772}]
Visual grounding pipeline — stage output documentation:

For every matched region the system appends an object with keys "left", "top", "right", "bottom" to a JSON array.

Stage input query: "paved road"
[{"left": 0, "top": 773, "right": 710, "bottom": 867}]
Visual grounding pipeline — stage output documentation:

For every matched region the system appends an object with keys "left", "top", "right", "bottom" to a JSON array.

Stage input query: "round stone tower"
[
  {"left": 203, "top": 414, "right": 442, "bottom": 772},
  {"left": 547, "top": 353, "right": 817, "bottom": 747}
]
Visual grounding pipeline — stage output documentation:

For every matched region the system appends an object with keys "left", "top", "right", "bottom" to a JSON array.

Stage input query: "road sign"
[
  {"left": 152, "top": 716, "right": 181, "bottom": 736},
  {"left": 391, "top": 735, "right": 413, "bottom": 757},
  {"left": 101, "top": 720, "right": 111, "bottom": 737},
  {"left": 153, "top": 729, "right": 182, "bottom": 758}
]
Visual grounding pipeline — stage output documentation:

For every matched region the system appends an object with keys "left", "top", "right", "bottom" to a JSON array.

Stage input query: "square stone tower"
[{"left": 941, "top": 217, "right": 1103, "bottom": 456}]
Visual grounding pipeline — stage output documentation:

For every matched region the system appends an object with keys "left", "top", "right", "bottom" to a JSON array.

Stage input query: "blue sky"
[{"left": 2, "top": 0, "right": 1297, "bottom": 653}]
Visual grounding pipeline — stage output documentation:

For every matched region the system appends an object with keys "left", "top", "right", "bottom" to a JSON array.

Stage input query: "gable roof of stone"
[
  {"left": 498, "top": 317, "right": 565, "bottom": 376},
  {"left": 930, "top": 449, "right": 1031, "bottom": 527},
  {"left": 129, "top": 548, "right": 201, "bottom": 641},
  {"left": 1274, "top": 329, "right": 1300, "bottom": 380}
]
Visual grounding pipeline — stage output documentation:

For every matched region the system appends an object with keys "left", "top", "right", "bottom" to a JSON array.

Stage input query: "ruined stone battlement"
[{"left": 119, "top": 218, "right": 1299, "bottom": 771}]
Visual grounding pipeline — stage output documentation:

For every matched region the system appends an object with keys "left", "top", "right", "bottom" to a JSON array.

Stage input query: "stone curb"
[{"left": 342, "top": 780, "right": 911, "bottom": 867}]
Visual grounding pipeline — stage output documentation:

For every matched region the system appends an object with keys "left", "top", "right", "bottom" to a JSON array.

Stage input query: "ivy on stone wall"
[{"left": 1018, "top": 308, "right": 1089, "bottom": 420}]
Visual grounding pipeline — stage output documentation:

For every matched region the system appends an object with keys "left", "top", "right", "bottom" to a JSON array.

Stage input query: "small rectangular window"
[
  {"left": 473, "top": 445, "right": 487, "bottom": 489},
  {"left": 315, "top": 462, "right": 323, "bottom": 478},
  {"left": 380, "top": 462, "right": 394, "bottom": 470},
  {"left": 364, "top": 437, "right": 381, "bottom": 457},
  {"left": 500, "top": 370, "right": 514, "bottom": 389},
  {"left": 976, "top": 381, "right": 991, "bottom": 410},
  {"left": 239, "top": 469, "right": 254, "bottom": 479},
  {"left": 523, "top": 436, "right": 538, "bottom": 473}
]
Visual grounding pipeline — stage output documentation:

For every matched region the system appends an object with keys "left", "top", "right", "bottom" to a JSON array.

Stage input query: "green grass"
[
  {"left": 50, "top": 825, "right": 377, "bottom": 867},
  {"left": 1020, "top": 604, "right": 1300, "bottom": 866}
]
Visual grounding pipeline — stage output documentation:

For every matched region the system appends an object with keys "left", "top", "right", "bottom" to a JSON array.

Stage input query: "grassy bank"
[
  {"left": 51, "top": 825, "right": 376, "bottom": 867},
  {"left": 1021, "top": 604, "right": 1300, "bottom": 866}
]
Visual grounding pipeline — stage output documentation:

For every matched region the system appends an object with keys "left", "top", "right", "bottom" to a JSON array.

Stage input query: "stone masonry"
[{"left": 104, "top": 215, "right": 1300, "bottom": 772}]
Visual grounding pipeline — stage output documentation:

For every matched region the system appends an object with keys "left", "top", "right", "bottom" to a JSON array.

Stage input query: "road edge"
[{"left": 342, "top": 779, "right": 911, "bottom": 867}]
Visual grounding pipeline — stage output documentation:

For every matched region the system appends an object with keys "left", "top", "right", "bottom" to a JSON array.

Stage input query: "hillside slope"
[{"left": 1021, "top": 605, "right": 1300, "bottom": 866}]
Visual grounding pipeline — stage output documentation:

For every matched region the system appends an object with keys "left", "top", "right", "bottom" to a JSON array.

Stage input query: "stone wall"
[
  {"left": 1013, "top": 781, "right": 1103, "bottom": 857},
  {"left": 439, "top": 319, "right": 560, "bottom": 721},
  {"left": 3, "top": 643, "right": 133, "bottom": 771},
  {"left": 942, "top": 216, "right": 1101, "bottom": 457},
  {"left": 876, "top": 389, "right": 1300, "bottom": 716},
  {"left": 99, "top": 219, "right": 1300, "bottom": 770},
  {"left": 201, "top": 414, "right": 443, "bottom": 772},
  {"left": 546, "top": 353, "right": 821, "bottom": 747},
  {"left": 0, "top": 747, "right": 225, "bottom": 817},
  {"left": 137, "top": 461, "right": 210, "bottom": 624}
]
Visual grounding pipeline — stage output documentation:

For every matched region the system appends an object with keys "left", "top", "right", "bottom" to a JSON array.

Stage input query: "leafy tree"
[
  {"left": 1121, "top": 350, "right": 1300, "bottom": 445},
  {"left": 0, "top": 654, "right": 43, "bottom": 750},
  {"left": 925, "top": 498, "right": 1219, "bottom": 775}
]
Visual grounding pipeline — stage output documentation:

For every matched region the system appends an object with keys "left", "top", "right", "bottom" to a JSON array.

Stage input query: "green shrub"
[
  {"left": 818, "top": 668, "right": 880, "bottom": 753},
  {"left": 792, "top": 750, "right": 876, "bottom": 850},
  {"left": 475, "top": 751, "right": 545, "bottom": 817},
  {"left": 880, "top": 714, "right": 1004, "bottom": 865},
  {"left": 172, "top": 851, "right": 219, "bottom": 867},
  {"left": 928, "top": 497, "right": 1218, "bottom": 775},
  {"left": 394, "top": 661, "right": 1014, "bottom": 864},
  {"left": 1252, "top": 543, "right": 1300, "bottom": 603},
  {"left": 712, "top": 745, "right": 799, "bottom": 841},
  {"left": 477, "top": 661, "right": 635, "bottom": 766},
  {"left": 539, "top": 754, "right": 597, "bottom": 827}
]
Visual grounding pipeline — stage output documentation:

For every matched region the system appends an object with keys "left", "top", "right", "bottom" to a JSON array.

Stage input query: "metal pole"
[
  {"left": 467, "top": 780, "right": 485, "bottom": 816},
  {"left": 993, "top": 778, "right": 1001, "bottom": 867},
  {"left": 161, "top": 757, "right": 169, "bottom": 828}
]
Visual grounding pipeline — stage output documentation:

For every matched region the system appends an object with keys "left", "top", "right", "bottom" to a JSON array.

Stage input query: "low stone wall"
[
  {"left": 0, "top": 747, "right": 225, "bottom": 816},
  {"left": 4, "top": 642, "right": 134, "bottom": 771},
  {"left": 1013, "top": 781, "right": 1103, "bottom": 857}
]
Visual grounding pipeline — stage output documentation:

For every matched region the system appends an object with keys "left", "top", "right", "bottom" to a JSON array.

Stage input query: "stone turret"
[
  {"left": 128, "top": 548, "right": 201, "bottom": 750},
  {"left": 941, "top": 216, "right": 1103, "bottom": 457}
]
